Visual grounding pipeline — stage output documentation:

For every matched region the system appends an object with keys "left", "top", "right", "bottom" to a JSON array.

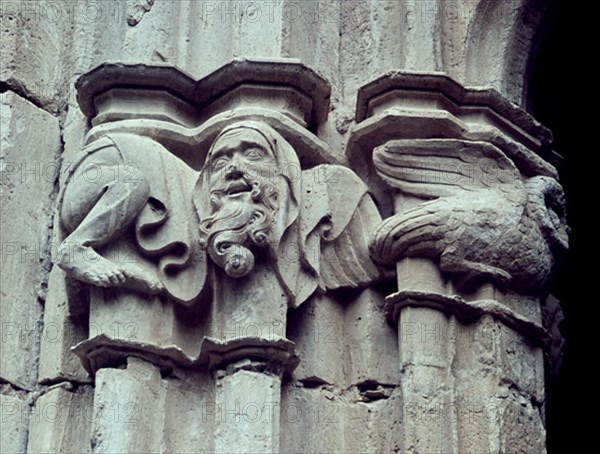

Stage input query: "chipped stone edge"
[{"left": 384, "top": 290, "right": 550, "bottom": 348}]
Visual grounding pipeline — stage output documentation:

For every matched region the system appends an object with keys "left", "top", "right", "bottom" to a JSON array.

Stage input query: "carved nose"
[{"left": 225, "top": 164, "right": 243, "bottom": 180}]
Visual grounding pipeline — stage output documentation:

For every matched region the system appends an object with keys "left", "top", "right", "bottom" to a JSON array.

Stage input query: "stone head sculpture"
[{"left": 195, "top": 121, "right": 301, "bottom": 278}]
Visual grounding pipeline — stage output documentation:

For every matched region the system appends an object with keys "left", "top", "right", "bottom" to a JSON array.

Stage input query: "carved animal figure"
[{"left": 370, "top": 139, "right": 569, "bottom": 293}]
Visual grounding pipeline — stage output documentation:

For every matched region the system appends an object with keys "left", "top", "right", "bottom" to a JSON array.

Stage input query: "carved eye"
[
  {"left": 245, "top": 148, "right": 263, "bottom": 160},
  {"left": 212, "top": 157, "right": 229, "bottom": 171}
]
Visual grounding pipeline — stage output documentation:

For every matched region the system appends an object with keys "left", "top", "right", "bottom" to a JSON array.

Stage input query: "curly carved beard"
[{"left": 198, "top": 179, "right": 279, "bottom": 278}]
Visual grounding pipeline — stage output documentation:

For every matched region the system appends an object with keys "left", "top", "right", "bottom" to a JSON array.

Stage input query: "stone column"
[
  {"left": 199, "top": 263, "right": 297, "bottom": 454},
  {"left": 348, "top": 73, "right": 568, "bottom": 453},
  {"left": 90, "top": 357, "right": 167, "bottom": 453},
  {"left": 201, "top": 337, "right": 297, "bottom": 454},
  {"left": 74, "top": 287, "right": 200, "bottom": 453},
  {"left": 389, "top": 193, "right": 460, "bottom": 452}
]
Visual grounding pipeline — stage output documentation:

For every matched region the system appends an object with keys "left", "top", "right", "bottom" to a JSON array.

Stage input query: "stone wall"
[{"left": 1, "top": 1, "right": 565, "bottom": 453}]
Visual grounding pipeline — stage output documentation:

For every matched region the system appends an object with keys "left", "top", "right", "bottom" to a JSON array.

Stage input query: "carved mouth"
[{"left": 224, "top": 180, "right": 252, "bottom": 196}]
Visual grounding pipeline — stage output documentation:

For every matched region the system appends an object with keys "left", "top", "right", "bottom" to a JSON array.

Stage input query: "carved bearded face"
[{"left": 198, "top": 126, "right": 282, "bottom": 277}]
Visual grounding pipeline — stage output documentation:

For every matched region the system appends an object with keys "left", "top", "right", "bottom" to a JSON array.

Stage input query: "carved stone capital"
[
  {"left": 347, "top": 72, "right": 561, "bottom": 214},
  {"left": 347, "top": 73, "right": 569, "bottom": 349},
  {"left": 59, "top": 60, "right": 384, "bottom": 376},
  {"left": 368, "top": 138, "right": 568, "bottom": 294}
]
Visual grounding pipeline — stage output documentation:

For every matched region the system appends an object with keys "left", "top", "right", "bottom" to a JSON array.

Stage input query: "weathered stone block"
[
  {"left": 1, "top": 91, "right": 60, "bottom": 389},
  {"left": 0, "top": 391, "right": 29, "bottom": 454},
  {"left": 78, "top": 0, "right": 184, "bottom": 70},
  {"left": 397, "top": 307, "right": 458, "bottom": 452},
  {"left": 345, "top": 388, "right": 403, "bottom": 454},
  {"left": 498, "top": 390, "right": 545, "bottom": 453},
  {"left": 163, "top": 370, "right": 215, "bottom": 454},
  {"left": 27, "top": 385, "right": 93, "bottom": 454},
  {"left": 288, "top": 294, "right": 345, "bottom": 386},
  {"left": 38, "top": 266, "right": 89, "bottom": 384},
  {"left": 343, "top": 288, "right": 397, "bottom": 386},
  {"left": 0, "top": 3, "right": 67, "bottom": 109},
  {"left": 280, "top": 385, "right": 345, "bottom": 453},
  {"left": 214, "top": 369, "right": 282, "bottom": 454}
]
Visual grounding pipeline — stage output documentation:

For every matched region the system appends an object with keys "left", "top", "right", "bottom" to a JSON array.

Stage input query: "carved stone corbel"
[
  {"left": 347, "top": 72, "right": 569, "bottom": 453},
  {"left": 62, "top": 65, "right": 210, "bottom": 375}
]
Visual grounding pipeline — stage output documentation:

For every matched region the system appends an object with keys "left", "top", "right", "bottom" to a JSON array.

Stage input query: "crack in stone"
[{"left": 0, "top": 81, "right": 54, "bottom": 115}]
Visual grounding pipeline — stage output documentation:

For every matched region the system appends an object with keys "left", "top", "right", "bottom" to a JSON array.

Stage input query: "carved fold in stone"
[{"left": 57, "top": 132, "right": 206, "bottom": 305}]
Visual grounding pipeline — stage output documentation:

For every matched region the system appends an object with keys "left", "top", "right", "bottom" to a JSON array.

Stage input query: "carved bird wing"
[
  {"left": 373, "top": 139, "right": 525, "bottom": 202},
  {"left": 370, "top": 139, "right": 528, "bottom": 267},
  {"left": 370, "top": 141, "right": 569, "bottom": 292},
  {"left": 370, "top": 188, "right": 525, "bottom": 288},
  {"left": 370, "top": 196, "right": 460, "bottom": 264}
]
